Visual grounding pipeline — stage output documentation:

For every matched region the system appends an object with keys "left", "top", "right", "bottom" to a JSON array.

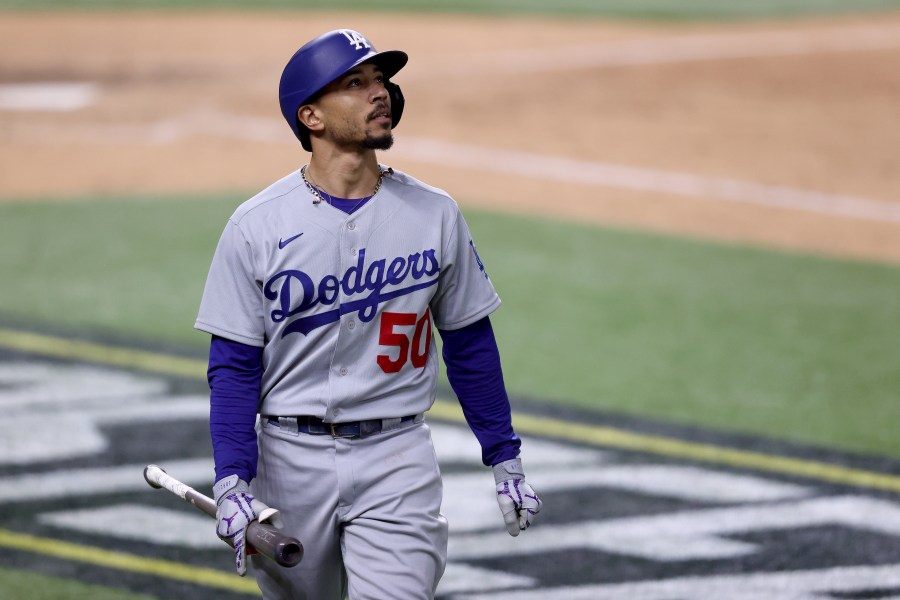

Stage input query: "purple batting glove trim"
[
  {"left": 231, "top": 493, "right": 258, "bottom": 522},
  {"left": 497, "top": 480, "right": 516, "bottom": 503},
  {"left": 512, "top": 479, "right": 524, "bottom": 507},
  {"left": 222, "top": 511, "right": 240, "bottom": 536}
]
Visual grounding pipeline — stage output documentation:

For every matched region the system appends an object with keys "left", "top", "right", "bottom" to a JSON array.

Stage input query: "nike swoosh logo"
[{"left": 278, "top": 233, "right": 304, "bottom": 249}]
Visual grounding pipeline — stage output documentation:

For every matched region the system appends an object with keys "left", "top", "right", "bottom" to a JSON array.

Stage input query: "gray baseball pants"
[{"left": 249, "top": 417, "right": 449, "bottom": 599}]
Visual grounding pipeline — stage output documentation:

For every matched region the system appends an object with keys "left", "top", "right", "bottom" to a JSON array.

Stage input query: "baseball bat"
[{"left": 143, "top": 464, "right": 303, "bottom": 568}]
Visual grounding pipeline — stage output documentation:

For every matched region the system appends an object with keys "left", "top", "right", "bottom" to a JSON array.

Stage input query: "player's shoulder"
[
  {"left": 382, "top": 167, "right": 461, "bottom": 213},
  {"left": 229, "top": 169, "right": 307, "bottom": 224}
]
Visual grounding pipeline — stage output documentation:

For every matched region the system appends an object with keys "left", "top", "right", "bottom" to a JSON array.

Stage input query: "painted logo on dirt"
[{"left": 2, "top": 351, "right": 900, "bottom": 599}]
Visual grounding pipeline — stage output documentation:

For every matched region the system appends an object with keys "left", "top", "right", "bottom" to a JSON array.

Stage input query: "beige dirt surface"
[{"left": 2, "top": 10, "right": 900, "bottom": 263}]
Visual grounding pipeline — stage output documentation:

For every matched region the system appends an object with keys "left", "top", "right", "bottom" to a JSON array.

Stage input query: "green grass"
[
  {"left": 0, "top": 566, "right": 159, "bottom": 600},
  {"left": 2, "top": 0, "right": 900, "bottom": 20},
  {"left": 0, "top": 195, "right": 232, "bottom": 345},
  {"left": 473, "top": 213, "right": 900, "bottom": 457},
  {"left": 1, "top": 195, "right": 899, "bottom": 459}
]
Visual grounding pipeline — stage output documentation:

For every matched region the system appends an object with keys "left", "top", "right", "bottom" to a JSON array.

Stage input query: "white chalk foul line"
[{"left": 394, "top": 136, "right": 900, "bottom": 223}]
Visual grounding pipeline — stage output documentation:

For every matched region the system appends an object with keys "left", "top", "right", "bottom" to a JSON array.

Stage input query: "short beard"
[{"left": 363, "top": 131, "right": 394, "bottom": 151}]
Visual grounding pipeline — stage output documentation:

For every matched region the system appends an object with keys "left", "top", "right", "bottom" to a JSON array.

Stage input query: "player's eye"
[{"left": 347, "top": 78, "right": 361, "bottom": 87}]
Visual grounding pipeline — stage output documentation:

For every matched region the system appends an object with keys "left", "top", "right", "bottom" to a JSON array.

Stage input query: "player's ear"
[{"left": 298, "top": 105, "right": 323, "bottom": 133}]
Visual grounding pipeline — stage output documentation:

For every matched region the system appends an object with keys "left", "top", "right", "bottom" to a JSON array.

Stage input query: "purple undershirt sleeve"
[
  {"left": 439, "top": 316, "right": 521, "bottom": 466},
  {"left": 207, "top": 335, "right": 263, "bottom": 483}
]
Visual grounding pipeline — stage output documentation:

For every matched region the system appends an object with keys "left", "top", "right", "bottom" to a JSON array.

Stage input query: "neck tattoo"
[{"left": 301, "top": 165, "right": 391, "bottom": 207}]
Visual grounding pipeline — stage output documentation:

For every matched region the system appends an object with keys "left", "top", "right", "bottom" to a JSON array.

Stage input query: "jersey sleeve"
[
  {"left": 430, "top": 209, "right": 501, "bottom": 331},
  {"left": 195, "top": 219, "right": 266, "bottom": 347}
]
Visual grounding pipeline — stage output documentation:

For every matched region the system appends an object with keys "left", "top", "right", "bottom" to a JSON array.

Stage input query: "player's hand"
[
  {"left": 493, "top": 458, "right": 542, "bottom": 536},
  {"left": 213, "top": 475, "right": 283, "bottom": 576}
]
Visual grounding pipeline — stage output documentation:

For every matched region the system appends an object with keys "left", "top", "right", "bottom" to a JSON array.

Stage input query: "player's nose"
[{"left": 369, "top": 81, "right": 388, "bottom": 102}]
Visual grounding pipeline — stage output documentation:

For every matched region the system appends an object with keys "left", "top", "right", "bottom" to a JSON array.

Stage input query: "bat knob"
[
  {"left": 144, "top": 464, "right": 165, "bottom": 489},
  {"left": 279, "top": 538, "right": 305, "bottom": 567}
]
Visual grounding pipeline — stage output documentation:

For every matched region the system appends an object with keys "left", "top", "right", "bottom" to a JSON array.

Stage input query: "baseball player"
[{"left": 195, "top": 29, "right": 542, "bottom": 599}]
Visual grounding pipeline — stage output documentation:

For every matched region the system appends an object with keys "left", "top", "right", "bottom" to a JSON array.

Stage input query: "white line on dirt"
[
  {"left": 394, "top": 136, "right": 900, "bottom": 223},
  {"left": 0, "top": 83, "right": 98, "bottom": 111}
]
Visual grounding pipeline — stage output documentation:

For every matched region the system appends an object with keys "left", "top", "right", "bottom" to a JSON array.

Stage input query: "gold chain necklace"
[{"left": 301, "top": 165, "right": 389, "bottom": 206}]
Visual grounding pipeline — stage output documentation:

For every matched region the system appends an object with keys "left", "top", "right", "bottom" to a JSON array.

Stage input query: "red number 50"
[{"left": 377, "top": 309, "right": 432, "bottom": 373}]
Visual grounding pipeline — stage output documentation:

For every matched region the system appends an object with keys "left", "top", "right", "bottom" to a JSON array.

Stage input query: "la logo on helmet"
[{"left": 340, "top": 29, "right": 371, "bottom": 50}]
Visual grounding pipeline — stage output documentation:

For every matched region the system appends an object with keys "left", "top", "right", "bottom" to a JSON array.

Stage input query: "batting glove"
[
  {"left": 213, "top": 475, "right": 283, "bottom": 576},
  {"left": 493, "top": 458, "right": 542, "bottom": 536}
]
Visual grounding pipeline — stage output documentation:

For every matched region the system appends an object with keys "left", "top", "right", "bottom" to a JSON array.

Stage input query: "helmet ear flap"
[
  {"left": 298, "top": 120, "right": 312, "bottom": 152},
  {"left": 386, "top": 81, "right": 405, "bottom": 128}
]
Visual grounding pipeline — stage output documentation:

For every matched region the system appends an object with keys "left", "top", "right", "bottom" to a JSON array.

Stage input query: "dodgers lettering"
[{"left": 264, "top": 247, "right": 440, "bottom": 337}]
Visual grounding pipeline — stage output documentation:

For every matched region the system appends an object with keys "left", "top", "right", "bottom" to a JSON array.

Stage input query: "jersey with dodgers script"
[{"left": 195, "top": 167, "right": 501, "bottom": 422}]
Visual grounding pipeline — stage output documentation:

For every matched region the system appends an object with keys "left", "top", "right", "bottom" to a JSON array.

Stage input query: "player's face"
[{"left": 317, "top": 62, "right": 394, "bottom": 151}]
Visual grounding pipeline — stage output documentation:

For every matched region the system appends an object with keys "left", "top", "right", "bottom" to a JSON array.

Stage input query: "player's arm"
[
  {"left": 438, "top": 316, "right": 519, "bottom": 465},
  {"left": 195, "top": 217, "right": 276, "bottom": 573},
  {"left": 207, "top": 334, "right": 281, "bottom": 576},
  {"left": 438, "top": 316, "right": 542, "bottom": 536},
  {"left": 207, "top": 334, "right": 262, "bottom": 484}
]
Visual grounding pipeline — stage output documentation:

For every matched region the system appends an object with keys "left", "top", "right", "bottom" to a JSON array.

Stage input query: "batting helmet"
[{"left": 279, "top": 29, "right": 408, "bottom": 152}]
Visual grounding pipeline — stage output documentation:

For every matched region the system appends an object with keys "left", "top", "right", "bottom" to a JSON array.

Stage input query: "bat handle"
[{"left": 144, "top": 463, "right": 303, "bottom": 567}]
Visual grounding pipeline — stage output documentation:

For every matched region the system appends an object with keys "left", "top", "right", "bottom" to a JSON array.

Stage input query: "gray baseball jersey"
[{"left": 195, "top": 166, "right": 500, "bottom": 421}]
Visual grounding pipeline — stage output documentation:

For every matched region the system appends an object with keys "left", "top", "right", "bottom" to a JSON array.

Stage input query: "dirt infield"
[{"left": 2, "top": 10, "right": 900, "bottom": 263}]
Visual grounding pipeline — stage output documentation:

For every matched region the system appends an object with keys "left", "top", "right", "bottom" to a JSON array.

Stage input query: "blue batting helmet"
[{"left": 279, "top": 29, "right": 408, "bottom": 151}]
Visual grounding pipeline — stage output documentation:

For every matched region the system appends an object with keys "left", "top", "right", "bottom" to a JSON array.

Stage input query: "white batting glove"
[
  {"left": 493, "top": 458, "right": 542, "bottom": 536},
  {"left": 213, "top": 475, "right": 282, "bottom": 576}
]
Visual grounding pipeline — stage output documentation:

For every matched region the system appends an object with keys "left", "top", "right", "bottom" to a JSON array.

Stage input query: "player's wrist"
[
  {"left": 213, "top": 474, "right": 250, "bottom": 505},
  {"left": 492, "top": 457, "right": 524, "bottom": 484}
]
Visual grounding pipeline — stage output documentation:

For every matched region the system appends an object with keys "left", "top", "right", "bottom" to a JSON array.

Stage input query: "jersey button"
[
  {"left": 347, "top": 319, "right": 356, "bottom": 330},
  {"left": 339, "top": 367, "right": 348, "bottom": 376},
  {"left": 348, "top": 222, "right": 356, "bottom": 230},
  {"left": 351, "top": 247, "right": 358, "bottom": 256}
]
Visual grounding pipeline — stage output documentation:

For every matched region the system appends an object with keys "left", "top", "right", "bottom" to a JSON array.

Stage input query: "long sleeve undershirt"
[
  {"left": 437, "top": 316, "right": 521, "bottom": 466},
  {"left": 207, "top": 336, "right": 263, "bottom": 483}
]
